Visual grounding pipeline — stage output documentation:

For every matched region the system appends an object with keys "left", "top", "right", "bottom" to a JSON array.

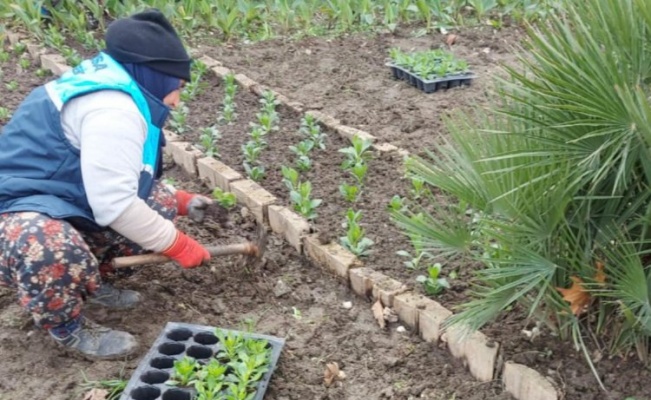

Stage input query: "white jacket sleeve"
[{"left": 61, "top": 90, "right": 176, "bottom": 251}]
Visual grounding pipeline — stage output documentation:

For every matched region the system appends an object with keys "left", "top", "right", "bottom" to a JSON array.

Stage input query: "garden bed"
[{"left": 3, "top": 27, "right": 651, "bottom": 400}]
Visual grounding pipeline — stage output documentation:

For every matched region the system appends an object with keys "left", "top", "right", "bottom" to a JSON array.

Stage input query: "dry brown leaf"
[
  {"left": 446, "top": 34, "right": 458, "bottom": 46},
  {"left": 83, "top": 388, "right": 109, "bottom": 400},
  {"left": 324, "top": 362, "right": 345, "bottom": 387},
  {"left": 557, "top": 276, "right": 590, "bottom": 315},
  {"left": 371, "top": 300, "right": 386, "bottom": 329}
]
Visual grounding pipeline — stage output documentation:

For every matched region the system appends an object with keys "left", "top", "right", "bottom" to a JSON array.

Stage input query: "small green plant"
[
  {"left": 222, "top": 101, "right": 237, "bottom": 124},
  {"left": 212, "top": 187, "right": 237, "bottom": 209},
  {"left": 339, "top": 182, "right": 360, "bottom": 202},
  {"left": 387, "top": 195, "right": 406, "bottom": 212},
  {"left": 256, "top": 111, "right": 278, "bottom": 134},
  {"left": 259, "top": 90, "right": 279, "bottom": 119},
  {"left": 35, "top": 68, "right": 51, "bottom": 78},
  {"left": 290, "top": 181, "right": 322, "bottom": 220},
  {"left": 5, "top": 80, "right": 18, "bottom": 91},
  {"left": 348, "top": 161, "right": 368, "bottom": 184},
  {"left": 299, "top": 114, "right": 327, "bottom": 150},
  {"left": 199, "top": 126, "right": 221, "bottom": 158},
  {"left": 168, "top": 356, "right": 198, "bottom": 386},
  {"left": 79, "top": 371, "right": 127, "bottom": 400},
  {"left": 248, "top": 125, "right": 268, "bottom": 148},
  {"left": 281, "top": 165, "right": 299, "bottom": 191},
  {"left": 396, "top": 248, "right": 431, "bottom": 270},
  {"left": 169, "top": 103, "right": 189, "bottom": 135},
  {"left": 410, "top": 176, "right": 427, "bottom": 199},
  {"left": 215, "top": 329, "right": 244, "bottom": 361},
  {"left": 0, "top": 49, "right": 9, "bottom": 63},
  {"left": 339, "top": 135, "right": 373, "bottom": 169},
  {"left": 0, "top": 106, "right": 11, "bottom": 121},
  {"left": 18, "top": 56, "right": 30, "bottom": 69},
  {"left": 340, "top": 209, "right": 374, "bottom": 257},
  {"left": 244, "top": 162, "right": 266, "bottom": 182},
  {"left": 416, "top": 263, "right": 450, "bottom": 296},
  {"left": 12, "top": 43, "right": 26, "bottom": 55},
  {"left": 289, "top": 140, "right": 314, "bottom": 171},
  {"left": 60, "top": 45, "right": 82, "bottom": 67}
]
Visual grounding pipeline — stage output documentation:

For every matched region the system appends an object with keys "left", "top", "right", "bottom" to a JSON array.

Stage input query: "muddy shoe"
[
  {"left": 49, "top": 318, "right": 138, "bottom": 360},
  {"left": 88, "top": 282, "right": 141, "bottom": 309}
]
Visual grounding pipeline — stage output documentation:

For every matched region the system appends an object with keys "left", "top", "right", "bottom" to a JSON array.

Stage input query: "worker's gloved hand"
[
  {"left": 175, "top": 190, "right": 213, "bottom": 223},
  {"left": 162, "top": 231, "right": 211, "bottom": 269}
]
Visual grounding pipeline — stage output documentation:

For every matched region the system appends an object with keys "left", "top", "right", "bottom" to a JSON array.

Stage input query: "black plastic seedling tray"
[
  {"left": 387, "top": 63, "right": 476, "bottom": 93},
  {"left": 120, "top": 322, "right": 285, "bottom": 400}
]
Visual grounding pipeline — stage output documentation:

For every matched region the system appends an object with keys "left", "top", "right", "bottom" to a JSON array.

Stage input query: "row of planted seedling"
[
  {"left": 0, "top": 42, "right": 53, "bottom": 123},
  {"left": 165, "top": 329, "right": 272, "bottom": 400},
  {"left": 174, "top": 64, "right": 448, "bottom": 298}
]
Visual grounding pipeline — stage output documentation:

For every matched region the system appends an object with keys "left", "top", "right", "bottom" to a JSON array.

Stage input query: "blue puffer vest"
[{"left": 0, "top": 52, "right": 170, "bottom": 231}]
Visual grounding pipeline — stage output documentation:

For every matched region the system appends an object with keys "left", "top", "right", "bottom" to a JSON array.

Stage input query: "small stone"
[
  {"left": 396, "top": 326, "right": 407, "bottom": 333},
  {"left": 305, "top": 49, "right": 312, "bottom": 55},
  {"left": 342, "top": 301, "right": 353, "bottom": 309},
  {"left": 274, "top": 280, "right": 292, "bottom": 298},
  {"left": 240, "top": 207, "right": 250, "bottom": 219}
]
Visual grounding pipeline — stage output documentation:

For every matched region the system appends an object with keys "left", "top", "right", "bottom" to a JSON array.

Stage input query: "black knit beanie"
[{"left": 105, "top": 9, "right": 191, "bottom": 82}]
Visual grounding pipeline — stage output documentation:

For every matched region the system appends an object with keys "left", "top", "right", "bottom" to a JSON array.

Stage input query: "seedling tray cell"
[
  {"left": 387, "top": 63, "right": 476, "bottom": 94},
  {"left": 120, "top": 322, "right": 285, "bottom": 400}
]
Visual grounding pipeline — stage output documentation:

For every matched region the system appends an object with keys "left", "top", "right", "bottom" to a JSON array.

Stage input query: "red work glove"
[
  {"left": 162, "top": 231, "right": 211, "bottom": 269},
  {"left": 175, "top": 190, "right": 213, "bottom": 223}
]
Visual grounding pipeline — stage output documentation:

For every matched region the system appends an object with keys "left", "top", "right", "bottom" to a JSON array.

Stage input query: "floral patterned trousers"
[{"left": 0, "top": 182, "right": 177, "bottom": 329}]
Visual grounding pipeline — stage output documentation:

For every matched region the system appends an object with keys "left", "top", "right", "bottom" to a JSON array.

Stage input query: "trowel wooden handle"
[{"left": 111, "top": 243, "right": 259, "bottom": 269}]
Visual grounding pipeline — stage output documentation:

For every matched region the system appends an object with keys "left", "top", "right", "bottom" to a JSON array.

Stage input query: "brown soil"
[
  {"left": 2, "top": 24, "right": 651, "bottom": 400},
  {"left": 0, "top": 40, "right": 510, "bottom": 400}
]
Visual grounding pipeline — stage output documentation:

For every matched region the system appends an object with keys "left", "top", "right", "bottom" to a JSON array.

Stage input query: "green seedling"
[
  {"left": 396, "top": 249, "right": 432, "bottom": 270},
  {"left": 289, "top": 140, "right": 314, "bottom": 158},
  {"left": 292, "top": 306, "right": 302, "bottom": 320},
  {"left": 44, "top": 26, "right": 66, "bottom": 50},
  {"left": 387, "top": 195, "right": 406, "bottom": 212},
  {"left": 0, "top": 49, "right": 10, "bottom": 63},
  {"left": 215, "top": 329, "right": 244, "bottom": 361},
  {"left": 244, "top": 162, "right": 265, "bottom": 182},
  {"left": 349, "top": 161, "right": 368, "bottom": 184},
  {"left": 242, "top": 141, "right": 263, "bottom": 164},
  {"left": 60, "top": 45, "right": 82, "bottom": 67},
  {"left": 212, "top": 188, "right": 237, "bottom": 209},
  {"left": 339, "top": 182, "right": 360, "bottom": 202},
  {"left": 416, "top": 263, "right": 450, "bottom": 296},
  {"left": 5, "top": 80, "right": 18, "bottom": 91},
  {"left": 12, "top": 43, "right": 26, "bottom": 55},
  {"left": 410, "top": 176, "right": 427, "bottom": 199},
  {"left": 299, "top": 114, "right": 327, "bottom": 150},
  {"left": 256, "top": 111, "right": 278, "bottom": 134},
  {"left": 295, "top": 154, "right": 312, "bottom": 172},
  {"left": 290, "top": 181, "right": 322, "bottom": 220},
  {"left": 18, "top": 56, "right": 30, "bottom": 69},
  {"left": 169, "top": 103, "right": 189, "bottom": 135},
  {"left": 260, "top": 90, "right": 280, "bottom": 116},
  {"left": 224, "top": 72, "right": 237, "bottom": 92},
  {"left": 168, "top": 356, "right": 198, "bottom": 386},
  {"left": 79, "top": 370, "right": 127, "bottom": 400},
  {"left": 339, "top": 135, "right": 373, "bottom": 169},
  {"left": 340, "top": 209, "right": 374, "bottom": 257},
  {"left": 194, "top": 359, "right": 227, "bottom": 400},
  {"left": 0, "top": 107, "right": 11, "bottom": 121},
  {"left": 35, "top": 68, "right": 51, "bottom": 78},
  {"left": 199, "top": 126, "right": 221, "bottom": 158},
  {"left": 248, "top": 124, "right": 267, "bottom": 148},
  {"left": 222, "top": 101, "right": 237, "bottom": 123},
  {"left": 225, "top": 382, "right": 254, "bottom": 400},
  {"left": 281, "top": 165, "right": 299, "bottom": 191}
]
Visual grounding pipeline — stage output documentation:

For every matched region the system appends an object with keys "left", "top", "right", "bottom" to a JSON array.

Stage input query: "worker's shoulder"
[{"left": 69, "top": 89, "right": 140, "bottom": 114}]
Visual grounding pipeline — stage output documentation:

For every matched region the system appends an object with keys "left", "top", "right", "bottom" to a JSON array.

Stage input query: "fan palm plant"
[{"left": 392, "top": 0, "right": 651, "bottom": 380}]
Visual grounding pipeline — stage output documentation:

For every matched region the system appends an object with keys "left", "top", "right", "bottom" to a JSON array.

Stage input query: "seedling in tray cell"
[
  {"left": 339, "top": 135, "right": 373, "bottom": 169},
  {"left": 340, "top": 209, "right": 374, "bottom": 257},
  {"left": 167, "top": 356, "right": 199, "bottom": 386},
  {"left": 290, "top": 181, "right": 322, "bottom": 220},
  {"left": 212, "top": 188, "right": 237, "bottom": 209}
]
